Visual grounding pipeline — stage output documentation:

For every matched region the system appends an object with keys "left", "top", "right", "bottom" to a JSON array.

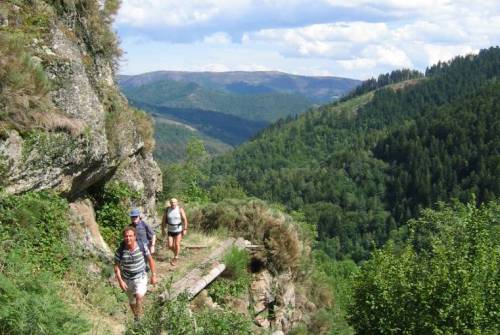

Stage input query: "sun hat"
[{"left": 129, "top": 208, "right": 141, "bottom": 217}]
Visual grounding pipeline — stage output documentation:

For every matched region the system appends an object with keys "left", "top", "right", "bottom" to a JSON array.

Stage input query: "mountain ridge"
[{"left": 118, "top": 70, "right": 360, "bottom": 103}]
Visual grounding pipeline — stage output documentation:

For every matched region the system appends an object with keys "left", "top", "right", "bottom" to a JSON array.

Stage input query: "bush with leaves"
[
  {"left": 349, "top": 201, "right": 500, "bottom": 334},
  {"left": 93, "top": 181, "right": 141, "bottom": 248},
  {"left": 209, "top": 247, "right": 251, "bottom": 304},
  {"left": 196, "top": 308, "right": 252, "bottom": 335},
  {"left": 0, "top": 253, "right": 90, "bottom": 335},
  {"left": 0, "top": 191, "right": 90, "bottom": 334},
  {"left": 0, "top": 191, "right": 72, "bottom": 274},
  {"left": 126, "top": 291, "right": 252, "bottom": 335}
]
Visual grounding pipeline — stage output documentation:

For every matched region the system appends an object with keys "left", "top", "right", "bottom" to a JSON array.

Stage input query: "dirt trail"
[{"left": 84, "top": 231, "right": 239, "bottom": 334}]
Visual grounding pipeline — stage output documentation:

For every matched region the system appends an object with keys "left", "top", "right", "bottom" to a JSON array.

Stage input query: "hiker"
[
  {"left": 129, "top": 207, "right": 156, "bottom": 254},
  {"left": 114, "top": 226, "right": 157, "bottom": 320},
  {"left": 161, "top": 198, "right": 188, "bottom": 266}
]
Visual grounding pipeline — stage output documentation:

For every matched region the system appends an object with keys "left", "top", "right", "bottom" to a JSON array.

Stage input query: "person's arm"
[
  {"left": 150, "top": 234, "right": 156, "bottom": 254},
  {"left": 146, "top": 223, "right": 156, "bottom": 254},
  {"left": 114, "top": 262, "right": 128, "bottom": 291},
  {"left": 147, "top": 255, "right": 157, "bottom": 285},
  {"left": 180, "top": 207, "right": 188, "bottom": 235}
]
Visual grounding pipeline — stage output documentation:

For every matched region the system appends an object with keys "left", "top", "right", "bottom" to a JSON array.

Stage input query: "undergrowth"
[
  {"left": 208, "top": 247, "right": 251, "bottom": 304},
  {"left": 188, "top": 199, "right": 301, "bottom": 275},
  {"left": 126, "top": 290, "right": 252, "bottom": 335},
  {"left": 0, "top": 191, "right": 90, "bottom": 334},
  {"left": 93, "top": 181, "right": 141, "bottom": 249}
]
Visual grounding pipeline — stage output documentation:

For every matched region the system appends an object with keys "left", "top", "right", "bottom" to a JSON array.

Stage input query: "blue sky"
[{"left": 115, "top": 0, "right": 500, "bottom": 79}]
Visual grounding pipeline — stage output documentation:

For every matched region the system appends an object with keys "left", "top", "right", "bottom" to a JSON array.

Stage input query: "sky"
[{"left": 114, "top": 0, "right": 500, "bottom": 80}]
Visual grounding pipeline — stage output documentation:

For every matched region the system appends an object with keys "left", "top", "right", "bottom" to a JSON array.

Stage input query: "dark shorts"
[{"left": 168, "top": 231, "right": 182, "bottom": 237}]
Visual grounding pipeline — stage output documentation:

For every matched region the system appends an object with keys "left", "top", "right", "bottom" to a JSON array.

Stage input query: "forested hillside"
[
  {"left": 120, "top": 78, "right": 313, "bottom": 123},
  {"left": 208, "top": 47, "right": 500, "bottom": 261}
]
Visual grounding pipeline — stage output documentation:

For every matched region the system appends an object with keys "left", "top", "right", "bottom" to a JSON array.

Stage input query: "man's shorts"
[{"left": 125, "top": 273, "right": 148, "bottom": 304}]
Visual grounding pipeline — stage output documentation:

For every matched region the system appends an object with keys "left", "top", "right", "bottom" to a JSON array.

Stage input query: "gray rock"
[
  {"left": 68, "top": 198, "right": 113, "bottom": 260},
  {"left": 250, "top": 269, "right": 274, "bottom": 315},
  {"left": 0, "top": 23, "right": 161, "bottom": 216}
]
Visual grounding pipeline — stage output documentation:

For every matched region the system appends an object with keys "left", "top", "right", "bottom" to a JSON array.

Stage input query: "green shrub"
[
  {"left": 0, "top": 191, "right": 71, "bottom": 274},
  {"left": 209, "top": 276, "right": 251, "bottom": 306},
  {"left": 349, "top": 201, "right": 500, "bottom": 334},
  {"left": 222, "top": 246, "right": 250, "bottom": 280},
  {"left": 126, "top": 285, "right": 252, "bottom": 335},
  {"left": 196, "top": 308, "right": 252, "bottom": 335},
  {"left": 288, "top": 324, "right": 308, "bottom": 335},
  {"left": 0, "top": 191, "right": 90, "bottom": 334},
  {"left": 94, "top": 181, "right": 140, "bottom": 249},
  {"left": 0, "top": 253, "right": 90, "bottom": 335},
  {"left": 208, "top": 247, "right": 251, "bottom": 304}
]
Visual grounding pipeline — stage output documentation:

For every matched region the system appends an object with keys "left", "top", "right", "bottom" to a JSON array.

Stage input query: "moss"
[{"left": 21, "top": 130, "right": 80, "bottom": 168}]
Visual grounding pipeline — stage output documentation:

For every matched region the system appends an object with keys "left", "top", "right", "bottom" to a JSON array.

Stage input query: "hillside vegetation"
[
  {"left": 121, "top": 77, "right": 313, "bottom": 123},
  {"left": 154, "top": 118, "right": 231, "bottom": 164},
  {"left": 119, "top": 72, "right": 360, "bottom": 163},
  {"left": 208, "top": 47, "right": 500, "bottom": 261}
]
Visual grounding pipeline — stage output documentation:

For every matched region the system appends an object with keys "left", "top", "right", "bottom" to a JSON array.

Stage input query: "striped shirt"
[{"left": 114, "top": 244, "right": 150, "bottom": 280}]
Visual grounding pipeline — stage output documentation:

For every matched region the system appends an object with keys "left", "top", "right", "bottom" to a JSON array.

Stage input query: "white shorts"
[{"left": 125, "top": 273, "right": 148, "bottom": 304}]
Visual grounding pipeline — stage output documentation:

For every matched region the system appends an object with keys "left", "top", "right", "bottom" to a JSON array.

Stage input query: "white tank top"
[{"left": 167, "top": 207, "right": 182, "bottom": 232}]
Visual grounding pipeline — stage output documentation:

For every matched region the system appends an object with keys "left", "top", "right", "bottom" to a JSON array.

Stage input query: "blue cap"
[{"left": 129, "top": 208, "right": 141, "bottom": 217}]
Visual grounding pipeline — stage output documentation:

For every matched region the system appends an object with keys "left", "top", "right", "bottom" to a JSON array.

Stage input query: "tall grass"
[
  {"left": 188, "top": 199, "right": 301, "bottom": 275},
  {"left": 0, "top": 31, "right": 55, "bottom": 131}
]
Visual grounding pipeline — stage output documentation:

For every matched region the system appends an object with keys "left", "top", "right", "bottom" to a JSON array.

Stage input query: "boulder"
[
  {"left": 68, "top": 198, "right": 113, "bottom": 260},
  {"left": 250, "top": 269, "right": 274, "bottom": 315}
]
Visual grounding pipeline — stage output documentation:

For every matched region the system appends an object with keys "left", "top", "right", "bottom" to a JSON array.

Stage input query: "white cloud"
[
  {"left": 116, "top": 0, "right": 500, "bottom": 79},
  {"left": 244, "top": 22, "right": 389, "bottom": 58},
  {"left": 117, "top": 0, "right": 250, "bottom": 27},
  {"left": 203, "top": 32, "right": 232, "bottom": 44}
]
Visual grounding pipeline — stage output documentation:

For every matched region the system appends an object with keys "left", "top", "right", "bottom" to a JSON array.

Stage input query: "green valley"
[{"left": 119, "top": 72, "right": 360, "bottom": 163}]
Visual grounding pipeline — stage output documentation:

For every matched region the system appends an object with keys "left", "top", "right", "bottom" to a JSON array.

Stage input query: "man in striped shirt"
[{"left": 114, "top": 226, "right": 157, "bottom": 320}]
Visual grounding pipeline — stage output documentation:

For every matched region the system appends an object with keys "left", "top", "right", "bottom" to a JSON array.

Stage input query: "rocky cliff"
[{"left": 0, "top": 1, "right": 161, "bottom": 229}]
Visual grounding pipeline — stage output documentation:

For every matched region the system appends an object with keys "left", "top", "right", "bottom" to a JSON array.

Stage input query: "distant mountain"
[
  {"left": 120, "top": 79, "right": 312, "bottom": 122},
  {"left": 130, "top": 99, "right": 269, "bottom": 147},
  {"left": 118, "top": 71, "right": 360, "bottom": 163},
  {"left": 119, "top": 71, "right": 360, "bottom": 103}
]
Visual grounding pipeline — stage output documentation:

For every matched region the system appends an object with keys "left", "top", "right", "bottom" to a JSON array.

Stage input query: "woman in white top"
[{"left": 161, "top": 198, "right": 188, "bottom": 266}]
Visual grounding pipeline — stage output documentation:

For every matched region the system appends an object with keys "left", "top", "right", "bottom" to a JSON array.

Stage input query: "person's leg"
[
  {"left": 135, "top": 294, "right": 144, "bottom": 318},
  {"left": 132, "top": 274, "right": 148, "bottom": 320},
  {"left": 130, "top": 303, "right": 138, "bottom": 319},
  {"left": 126, "top": 279, "right": 139, "bottom": 319},
  {"left": 171, "top": 233, "right": 182, "bottom": 265},
  {"left": 167, "top": 234, "right": 174, "bottom": 252}
]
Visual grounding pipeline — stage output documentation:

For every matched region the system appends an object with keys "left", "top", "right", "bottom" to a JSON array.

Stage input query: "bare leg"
[
  {"left": 130, "top": 303, "right": 138, "bottom": 320},
  {"left": 171, "top": 234, "right": 182, "bottom": 265},
  {"left": 135, "top": 294, "right": 144, "bottom": 318},
  {"left": 167, "top": 235, "right": 174, "bottom": 252}
]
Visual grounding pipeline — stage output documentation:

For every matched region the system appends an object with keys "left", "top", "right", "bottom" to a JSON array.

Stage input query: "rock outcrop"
[
  {"left": 0, "top": 2, "right": 161, "bottom": 226},
  {"left": 68, "top": 198, "right": 113, "bottom": 260}
]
